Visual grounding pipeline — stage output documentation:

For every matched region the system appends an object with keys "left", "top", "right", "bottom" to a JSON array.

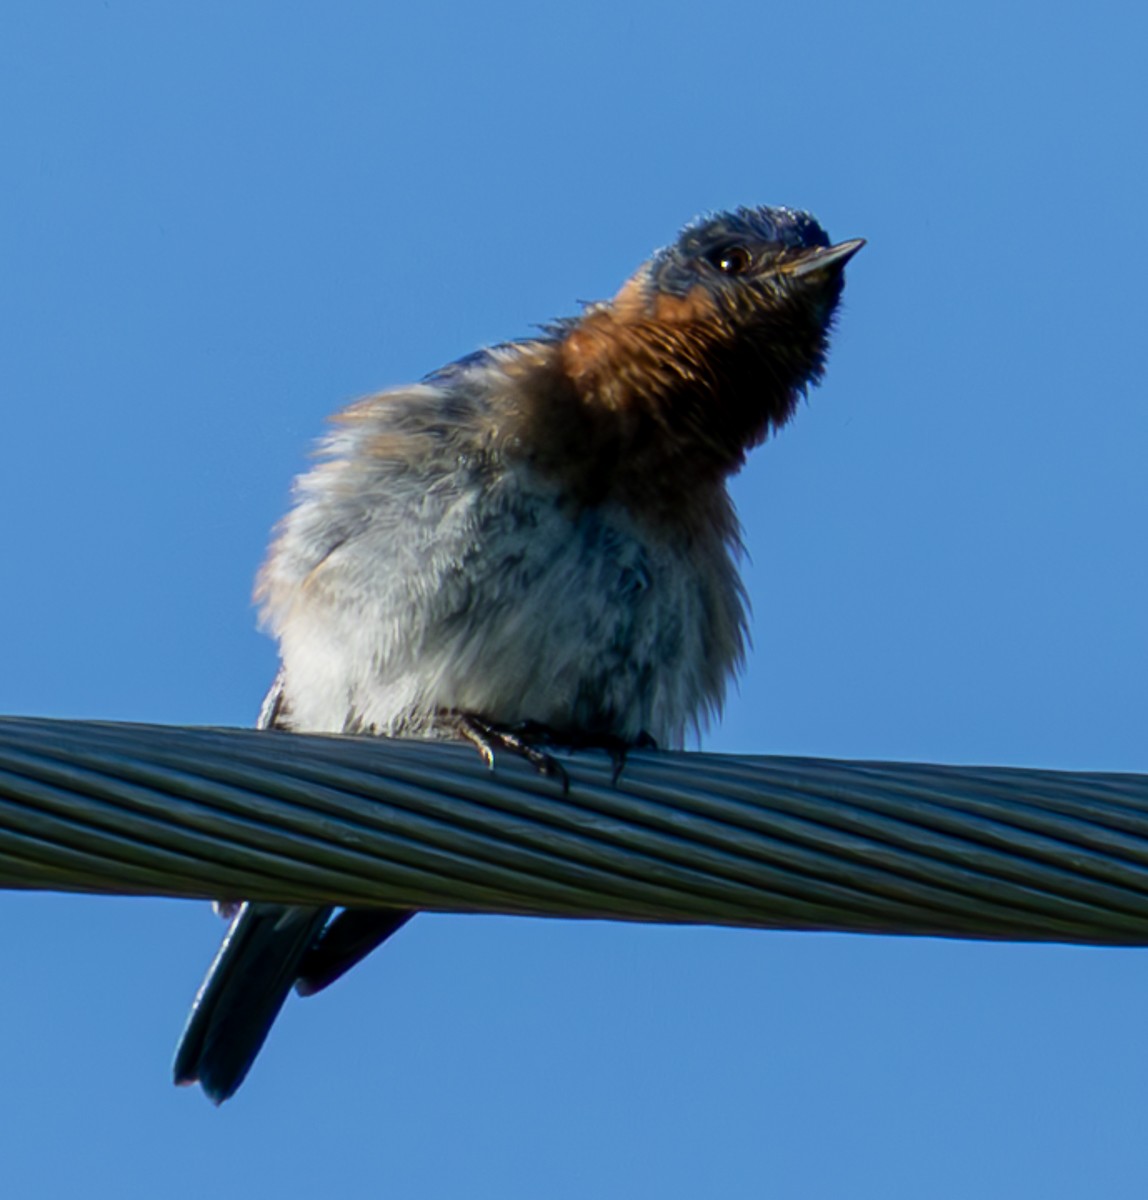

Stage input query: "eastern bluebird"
[{"left": 173, "top": 205, "right": 863, "bottom": 1102}]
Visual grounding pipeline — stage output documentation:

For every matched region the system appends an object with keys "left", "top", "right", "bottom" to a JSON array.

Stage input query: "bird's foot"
[
  {"left": 601, "top": 729, "right": 658, "bottom": 785},
  {"left": 447, "top": 714, "right": 657, "bottom": 789},
  {"left": 451, "top": 715, "right": 570, "bottom": 790}
]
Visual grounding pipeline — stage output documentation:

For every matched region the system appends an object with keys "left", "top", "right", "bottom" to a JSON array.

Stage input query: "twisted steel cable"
[{"left": 0, "top": 716, "right": 1145, "bottom": 944}]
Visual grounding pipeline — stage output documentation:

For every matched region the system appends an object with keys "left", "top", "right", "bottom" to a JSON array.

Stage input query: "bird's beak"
[{"left": 780, "top": 238, "right": 866, "bottom": 280}]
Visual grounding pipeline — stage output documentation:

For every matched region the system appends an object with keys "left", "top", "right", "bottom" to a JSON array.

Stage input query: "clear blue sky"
[{"left": 2, "top": 2, "right": 1146, "bottom": 1196}]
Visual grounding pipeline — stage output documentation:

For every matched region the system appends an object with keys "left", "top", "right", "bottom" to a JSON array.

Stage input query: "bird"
[{"left": 172, "top": 204, "right": 863, "bottom": 1103}]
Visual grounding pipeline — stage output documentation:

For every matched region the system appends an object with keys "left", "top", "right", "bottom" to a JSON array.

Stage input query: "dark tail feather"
[
  {"left": 296, "top": 907, "right": 415, "bottom": 997},
  {"left": 173, "top": 902, "right": 330, "bottom": 1104}
]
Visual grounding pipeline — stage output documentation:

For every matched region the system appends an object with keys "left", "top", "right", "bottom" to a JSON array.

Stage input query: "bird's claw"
[
  {"left": 448, "top": 713, "right": 657, "bottom": 790},
  {"left": 452, "top": 714, "right": 571, "bottom": 792}
]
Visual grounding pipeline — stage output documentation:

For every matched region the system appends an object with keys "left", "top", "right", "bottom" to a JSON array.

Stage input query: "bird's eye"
[{"left": 706, "top": 245, "right": 753, "bottom": 275}]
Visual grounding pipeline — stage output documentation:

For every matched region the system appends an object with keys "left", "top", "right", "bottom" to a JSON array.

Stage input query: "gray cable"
[{"left": 0, "top": 716, "right": 1145, "bottom": 944}]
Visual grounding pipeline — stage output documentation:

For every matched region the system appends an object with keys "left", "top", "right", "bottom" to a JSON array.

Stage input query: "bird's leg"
[
  {"left": 606, "top": 729, "right": 658, "bottom": 785},
  {"left": 445, "top": 713, "right": 658, "bottom": 788},
  {"left": 547, "top": 727, "right": 657, "bottom": 784},
  {"left": 450, "top": 713, "right": 571, "bottom": 791}
]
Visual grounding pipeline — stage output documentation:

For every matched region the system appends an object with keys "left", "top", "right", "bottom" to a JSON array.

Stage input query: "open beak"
[{"left": 781, "top": 238, "right": 866, "bottom": 280}]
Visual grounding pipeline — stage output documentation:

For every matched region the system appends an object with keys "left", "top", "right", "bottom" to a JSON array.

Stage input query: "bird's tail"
[{"left": 173, "top": 902, "right": 330, "bottom": 1104}]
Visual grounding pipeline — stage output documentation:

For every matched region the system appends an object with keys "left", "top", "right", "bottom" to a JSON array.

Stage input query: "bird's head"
[
  {"left": 558, "top": 205, "right": 863, "bottom": 481},
  {"left": 646, "top": 205, "right": 861, "bottom": 328}
]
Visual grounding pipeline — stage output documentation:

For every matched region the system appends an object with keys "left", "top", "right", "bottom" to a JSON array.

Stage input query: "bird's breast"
[{"left": 269, "top": 461, "right": 745, "bottom": 747}]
